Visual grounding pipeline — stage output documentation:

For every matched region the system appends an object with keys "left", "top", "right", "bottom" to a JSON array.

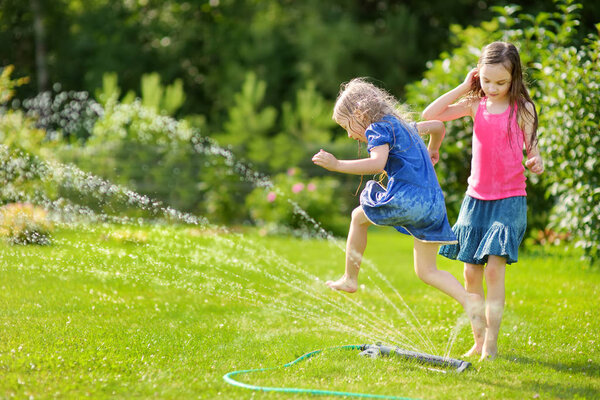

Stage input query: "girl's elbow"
[
  {"left": 373, "top": 163, "right": 387, "bottom": 174},
  {"left": 364, "top": 162, "right": 386, "bottom": 175},
  {"left": 422, "top": 106, "right": 440, "bottom": 121},
  {"left": 434, "top": 121, "right": 446, "bottom": 136}
]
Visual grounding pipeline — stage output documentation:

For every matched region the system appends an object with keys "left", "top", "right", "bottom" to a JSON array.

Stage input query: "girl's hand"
[
  {"left": 525, "top": 155, "right": 544, "bottom": 175},
  {"left": 312, "top": 149, "right": 339, "bottom": 172},
  {"left": 428, "top": 149, "right": 440, "bottom": 166},
  {"left": 462, "top": 68, "right": 478, "bottom": 88}
]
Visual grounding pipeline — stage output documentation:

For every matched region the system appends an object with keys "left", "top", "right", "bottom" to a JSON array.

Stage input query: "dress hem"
[{"left": 364, "top": 212, "right": 458, "bottom": 245}]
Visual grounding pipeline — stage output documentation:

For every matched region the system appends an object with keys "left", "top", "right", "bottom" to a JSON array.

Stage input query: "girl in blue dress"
[{"left": 312, "top": 78, "right": 484, "bottom": 326}]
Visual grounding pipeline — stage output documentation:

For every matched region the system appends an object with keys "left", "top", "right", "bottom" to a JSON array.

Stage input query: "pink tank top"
[{"left": 466, "top": 97, "right": 526, "bottom": 200}]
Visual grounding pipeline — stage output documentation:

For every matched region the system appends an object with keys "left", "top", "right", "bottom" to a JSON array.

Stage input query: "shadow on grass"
[
  {"left": 521, "top": 379, "right": 598, "bottom": 400},
  {"left": 471, "top": 374, "right": 598, "bottom": 400},
  {"left": 466, "top": 355, "right": 599, "bottom": 399},
  {"left": 501, "top": 352, "right": 600, "bottom": 378}
]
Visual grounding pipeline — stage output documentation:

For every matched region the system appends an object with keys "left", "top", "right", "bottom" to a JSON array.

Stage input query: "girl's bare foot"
[
  {"left": 326, "top": 275, "right": 358, "bottom": 293},
  {"left": 480, "top": 349, "right": 497, "bottom": 361},
  {"left": 463, "top": 343, "right": 482, "bottom": 357},
  {"left": 480, "top": 339, "right": 498, "bottom": 361}
]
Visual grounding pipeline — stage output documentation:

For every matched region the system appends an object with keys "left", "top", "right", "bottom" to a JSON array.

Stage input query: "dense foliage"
[
  {"left": 3, "top": 0, "right": 598, "bottom": 125},
  {"left": 406, "top": 0, "right": 599, "bottom": 262},
  {"left": 537, "top": 35, "right": 600, "bottom": 262},
  {"left": 246, "top": 168, "right": 349, "bottom": 236},
  {"left": 0, "top": 202, "right": 53, "bottom": 245},
  {"left": 1, "top": 1, "right": 599, "bottom": 262}
]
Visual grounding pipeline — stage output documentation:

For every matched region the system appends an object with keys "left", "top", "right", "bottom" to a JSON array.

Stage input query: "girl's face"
[
  {"left": 336, "top": 114, "right": 367, "bottom": 143},
  {"left": 478, "top": 63, "right": 512, "bottom": 101}
]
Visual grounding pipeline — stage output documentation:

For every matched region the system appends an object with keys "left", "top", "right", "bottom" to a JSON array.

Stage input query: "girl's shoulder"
[
  {"left": 366, "top": 116, "right": 394, "bottom": 143},
  {"left": 366, "top": 115, "right": 411, "bottom": 149}
]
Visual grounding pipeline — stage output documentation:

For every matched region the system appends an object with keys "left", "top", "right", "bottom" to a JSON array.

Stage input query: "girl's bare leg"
[
  {"left": 413, "top": 240, "right": 465, "bottom": 301},
  {"left": 481, "top": 255, "right": 506, "bottom": 361},
  {"left": 326, "top": 206, "right": 372, "bottom": 293},
  {"left": 463, "top": 262, "right": 486, "bottom": 357},
  {"left": 413, "top": 240, "right": 485, "bottom": 330}
]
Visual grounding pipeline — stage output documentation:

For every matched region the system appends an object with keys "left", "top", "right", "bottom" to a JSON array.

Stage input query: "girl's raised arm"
[
  {"left": 312, "top": 145, "right": 389, "bottom": 175},
  {"left": 416, "top": 120, "right": 445, "bottom": 165},
  {"left": 422, "top": 68, "right": 478, "bottom": 122}
]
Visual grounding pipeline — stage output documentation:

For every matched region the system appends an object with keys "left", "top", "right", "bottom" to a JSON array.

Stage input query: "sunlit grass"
[{"left": 0, "top": 225, "right": 598, "bottom": 399}]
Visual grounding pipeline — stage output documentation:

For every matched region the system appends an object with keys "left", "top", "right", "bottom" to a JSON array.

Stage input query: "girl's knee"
[
  {"left": 464, "top": 263, "right": 483, "bottom": 283},
  {"left": 351, "top": 206, "right": 370, "bottom": 225},
  {"left": 484, "top": 263, "right": 505, "bottom": 285},
  {"left": 414, "top": 264, "right": 436, "bottom": 285},
  {"left": 414, "top": 268, "right": 429, "bottom": 283},
  {"left": 484, "top": 268, "right": 500, "bottom": 285}
]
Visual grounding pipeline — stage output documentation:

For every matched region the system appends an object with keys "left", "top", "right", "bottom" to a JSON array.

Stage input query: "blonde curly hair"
[
  {"left": 332, "top": 78, "right": 412, "bottom": 131},
  {"left": 332, "top": 78, "right": 413, "bottom": 193}
]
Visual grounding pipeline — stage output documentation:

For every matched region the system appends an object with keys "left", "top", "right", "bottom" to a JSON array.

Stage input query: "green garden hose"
[{"left": 223, "top": 344, "right": 421, "bottom": 399}]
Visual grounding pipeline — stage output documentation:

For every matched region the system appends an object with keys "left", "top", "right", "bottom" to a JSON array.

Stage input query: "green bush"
[
  {"left": 56, "top": 99, "right": 203, "bottom": 216},
  {"left": 246, "top": 168, "right": 348, "bottom": 237},
  {"left": 213, "top": 71, "right": 277, "bottom": 170},
  {"left": 0, "top": 202, "right": 53, "bottom": 245},
  {"left": 0, "top": 65, "right": 29, "bottom": 105},
  {"left": 405, "top": 0, "right": 600, "bottom": 263},
  {"left": 21, "top": 88, "right": 103, "bottom": 142},
  {"left": 536, "top": 33, "right": 600, "bottom": 262},
  {"left": 210, "top": 72, "right": 339, "bottom": 225},
  {"left": 0, "top": 66, "right": 61, "bottom": 207}
]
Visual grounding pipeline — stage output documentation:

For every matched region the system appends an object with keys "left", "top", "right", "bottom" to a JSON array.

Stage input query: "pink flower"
[
  {"left": 287, "top": 167, "right": 297, "bottom": 176},
  {"left": 292, "top": 183, "right": 304, "bottom": 193},
  {"left": 267, "top": 192, "right": 277, "bottom": 202},
  {"left": 307, "top": 183, "right": 316, "bottom": 192}
]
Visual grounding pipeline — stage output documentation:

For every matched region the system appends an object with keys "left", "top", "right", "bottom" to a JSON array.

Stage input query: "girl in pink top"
[{"left": 422, "top": 42, "right": 544, "bottom": 361}]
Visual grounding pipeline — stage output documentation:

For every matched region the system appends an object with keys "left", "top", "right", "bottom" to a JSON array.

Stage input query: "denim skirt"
[{"left": 439, "top": 195, "right": 527, "bottom": 265}]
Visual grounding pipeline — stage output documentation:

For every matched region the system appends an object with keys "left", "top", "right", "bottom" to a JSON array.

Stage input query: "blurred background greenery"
[{"left": 0, "top": 0, "right": 598, "bottom": 262}]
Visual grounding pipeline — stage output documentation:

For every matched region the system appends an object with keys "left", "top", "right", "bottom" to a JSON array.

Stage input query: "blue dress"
[{"left": 360, "top": 115, "right": 457, "bottom": 244}]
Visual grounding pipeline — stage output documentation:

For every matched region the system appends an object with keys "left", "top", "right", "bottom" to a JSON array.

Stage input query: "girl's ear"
[
  {"left": 353, "top": 108, "right": 369, "bottom": 125},
  {"left": 351, "top": 112, "right": 369, "bottom": 134}
]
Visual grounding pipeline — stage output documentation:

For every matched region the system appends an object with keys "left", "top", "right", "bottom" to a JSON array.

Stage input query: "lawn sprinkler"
[
  {"left": 224, "top": 343, "right": 472, "bottom": 398},
  {"left": 358, "top": 343, "right": 471, "bottom": 373}
]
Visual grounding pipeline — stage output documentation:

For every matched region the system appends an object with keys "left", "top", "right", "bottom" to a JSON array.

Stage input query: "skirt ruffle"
[
  {"left": 439, "top": 224, "right": 524, "bottom": 264},
  {"left": 439, "top": 195, "right": 527, "bottom": 265}
]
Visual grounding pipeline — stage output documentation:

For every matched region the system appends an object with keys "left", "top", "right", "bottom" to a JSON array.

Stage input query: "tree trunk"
[{"left": 31, "top": 0, "right": 48, "bottom": 92}]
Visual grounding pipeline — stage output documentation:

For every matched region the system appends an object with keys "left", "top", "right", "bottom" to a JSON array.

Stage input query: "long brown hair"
[{"left": 465, "top": 42, "right": 538, "bottom": 152}]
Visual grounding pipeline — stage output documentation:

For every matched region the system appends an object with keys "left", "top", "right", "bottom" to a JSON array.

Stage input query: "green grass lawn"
[{"left": 0, "top": 224, "right": 598, "bottom": 399}]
